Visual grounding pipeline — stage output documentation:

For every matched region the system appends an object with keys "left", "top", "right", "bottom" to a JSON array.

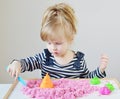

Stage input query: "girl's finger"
[
  {"left": 101, "top": 55, "right": 109, "bottom": 59},
  {"left": 15, "top": 70, "right": 19, "bottom": 80},
  {"left": 11, "top": 70, "right": 16, "bottom": 78}
]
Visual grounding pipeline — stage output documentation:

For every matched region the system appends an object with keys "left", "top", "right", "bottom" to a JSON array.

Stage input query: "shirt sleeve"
[
  {"left": 81, "top": 58, "right": 106, "bottom": 78},
  {"left": 19, "top": 50, "right": 46, "bottom": 73},
  {"left": 86, "top": 67, "right": 106, "bottom": 78}
]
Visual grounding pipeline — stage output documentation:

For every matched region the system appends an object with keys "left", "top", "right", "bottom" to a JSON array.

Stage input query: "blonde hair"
[{"left": 40, "top": 3, "right": 77, "bottom": 42}]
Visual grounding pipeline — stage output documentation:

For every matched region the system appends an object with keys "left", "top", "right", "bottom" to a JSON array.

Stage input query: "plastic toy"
[
  {"left": 99, "top": 86, "right": 111, "bottom": 95},
  {"left": 90, "top": 76, "right": 101, "bottom": 85},
  {"left": 40, "top": 73, "right": 54, "bottom": 88},
  {"left": 105, "top": 83, "right": 114, "bottom": 91}
]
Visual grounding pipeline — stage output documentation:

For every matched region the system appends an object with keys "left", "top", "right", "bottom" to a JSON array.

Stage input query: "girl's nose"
[{"left": 52, "top": 45, "right": 57, "bottom": 51}]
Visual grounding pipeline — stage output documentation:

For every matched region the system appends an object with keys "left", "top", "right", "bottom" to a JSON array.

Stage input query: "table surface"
[
  {"left": 1, "top": 78, "right": 120, "bottom": 99},
  {"left": 0, "top": 84, "right": 11, "bottom": 99}
]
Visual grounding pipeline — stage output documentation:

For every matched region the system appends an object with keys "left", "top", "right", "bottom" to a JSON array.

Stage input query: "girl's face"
[{"left": 47, "top": 37, "right": 71, "bottom": 57}]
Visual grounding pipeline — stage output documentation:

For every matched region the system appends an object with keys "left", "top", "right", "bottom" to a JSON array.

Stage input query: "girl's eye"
[{"left": 48, "top": 42, "right": 51, "bottom": 45}]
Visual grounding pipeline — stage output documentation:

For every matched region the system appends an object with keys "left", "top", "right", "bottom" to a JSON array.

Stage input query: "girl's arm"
[
  {"left": 7, "top": 50, "right": 46, "bottom": 79},
  {"left": 20, "top": 50, "right": 48, "bottom": 72},
  {"left": 81, "top": 56, "right": 108, "bottom": 78},
  {"left": 99, "top": 54, "right": 109, "bottom": 73}
]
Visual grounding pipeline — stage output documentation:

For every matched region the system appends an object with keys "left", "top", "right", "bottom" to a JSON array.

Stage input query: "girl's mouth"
[{"left": 53, "top": 51, "right": 59, "bottom": 55}]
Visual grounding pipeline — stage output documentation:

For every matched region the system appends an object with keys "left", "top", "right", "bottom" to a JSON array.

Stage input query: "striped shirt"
[{"left": 20, "top": 49, "right": 106, "bottom": 78}]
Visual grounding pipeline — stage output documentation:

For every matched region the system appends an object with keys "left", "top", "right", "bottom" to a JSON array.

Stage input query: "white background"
[{"left": 0, "top": 0, "right": 120, "bottom": 83}]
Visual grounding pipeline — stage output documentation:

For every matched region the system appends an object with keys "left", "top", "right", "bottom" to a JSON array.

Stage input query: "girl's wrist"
[
  {"left": 10, "top": 59, "right": 19, "bottom": 64},
  {"left": 99, "top": 67, "right": 105, "bottom": 73},
  {"left": 12, "top": 60, "right": 21, "bottom": 71}
]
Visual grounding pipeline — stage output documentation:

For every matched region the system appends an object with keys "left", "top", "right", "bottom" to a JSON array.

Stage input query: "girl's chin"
[
  {"left": 53, "top": 53, "right": 60, "bottom": 56},
  {"left": 53, "top": 53, "right": 65, "bottom": 57}
]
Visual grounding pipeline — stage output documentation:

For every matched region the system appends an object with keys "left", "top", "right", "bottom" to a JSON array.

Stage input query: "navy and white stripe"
[{"left": 20, "top": 49, "right": 106, "bottom": 78}]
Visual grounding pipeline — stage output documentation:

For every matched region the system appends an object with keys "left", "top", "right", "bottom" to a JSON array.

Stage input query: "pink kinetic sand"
[{"left": 21, "top": 78, "right": 100, "bottom": 99}]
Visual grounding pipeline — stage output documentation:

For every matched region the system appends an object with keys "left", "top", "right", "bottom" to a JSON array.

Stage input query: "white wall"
[{"left": 0, "top": 0, "right": 120, "bottom": 83}]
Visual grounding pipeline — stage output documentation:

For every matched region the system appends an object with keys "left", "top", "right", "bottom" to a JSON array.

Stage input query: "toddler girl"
[{"left": 7, "top": 3, "right": 108, "bottom": 80}]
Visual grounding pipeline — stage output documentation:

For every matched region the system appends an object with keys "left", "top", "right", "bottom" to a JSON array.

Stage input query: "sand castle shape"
[{"left": 40, "top": 73, "right": 54, "bottom": 88}]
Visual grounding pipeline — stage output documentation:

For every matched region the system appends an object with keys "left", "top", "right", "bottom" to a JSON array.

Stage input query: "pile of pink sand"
[{"left": 21, "top": 78, "right": 99, "bottom": 99}]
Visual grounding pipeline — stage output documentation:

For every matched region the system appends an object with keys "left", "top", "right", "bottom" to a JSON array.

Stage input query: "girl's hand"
[
  {"left": 7, "top": 61, "right": 21, "bottom": 80},
  {"left": 99, "top": 54, "right": 109, "bottom": 73}
]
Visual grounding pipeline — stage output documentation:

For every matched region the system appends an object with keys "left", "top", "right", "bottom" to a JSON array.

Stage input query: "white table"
[
  {"left": 1, "top": 78, "right": 120, "bottom": 99},
  {"left": 0, "top": 84, "right": 11, "bottom": 99}
]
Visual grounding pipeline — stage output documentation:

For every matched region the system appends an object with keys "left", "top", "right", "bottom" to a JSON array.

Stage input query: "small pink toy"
[{"left": 99, "top": 86, "right": 111, "bottom": 95}]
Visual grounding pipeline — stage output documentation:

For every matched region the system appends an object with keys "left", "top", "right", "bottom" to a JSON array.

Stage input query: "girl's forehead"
[
  {"left": 47, "top": 31, "right": 67, "bottom": 42},
  {"left": 47, "top": 36, "right": 66, "bottom": 42}
]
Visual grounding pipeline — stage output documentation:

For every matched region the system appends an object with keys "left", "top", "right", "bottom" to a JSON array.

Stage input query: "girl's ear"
[
  {"left": 71, "top": 34, "right": 75, "bottom": 41},
  {"left": 69, "top": 35, "right": 74, "bottom": 44}
]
